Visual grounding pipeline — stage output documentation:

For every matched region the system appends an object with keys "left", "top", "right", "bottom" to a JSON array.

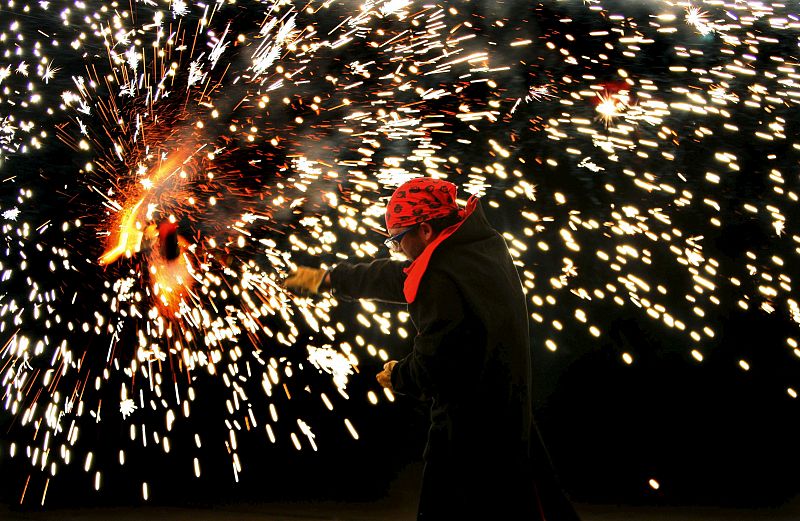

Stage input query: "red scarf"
[{"left": 402, "top": 196, "right": 478, "bottom": 303}]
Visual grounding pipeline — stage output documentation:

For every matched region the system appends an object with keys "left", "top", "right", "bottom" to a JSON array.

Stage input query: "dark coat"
[{"left": 330, "top": 200, "right": 580, "bottom": 520}]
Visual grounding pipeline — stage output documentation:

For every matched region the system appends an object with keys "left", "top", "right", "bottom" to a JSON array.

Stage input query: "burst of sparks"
[
  {"left": 594, "top": 91, "right": 627, "bottom": 125},
  {"left": 685, "top": 5, "right": 713, "bottom": 35},
  {"left": 120, "top": 399, "right": 138, "bottom": 419},
  {"left": 0, "top": 0, "right": 799, "bottom": 505}
]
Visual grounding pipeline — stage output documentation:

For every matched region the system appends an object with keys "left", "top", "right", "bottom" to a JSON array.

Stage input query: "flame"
[
  {"left": 99, "top": 151, "right": 191, "bottom": 265},
  {"left": 149, "top": 234, "right": 194, "bottom": 313},
  {"left": 99, "top": 198, "right": 146, "bottom": 265}
]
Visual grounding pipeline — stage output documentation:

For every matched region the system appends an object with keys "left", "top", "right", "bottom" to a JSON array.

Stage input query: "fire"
[
  {"left": 148, "top": 229, "right": 195, "bottom": 313},
  {"left": 98, "top": 198, "right": 147, "bottom": 265},
  {"left": 99, "top": 151, "right": 193, "bottom": 265}
]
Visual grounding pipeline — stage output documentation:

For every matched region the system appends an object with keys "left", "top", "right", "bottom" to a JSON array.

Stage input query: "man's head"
[{"left": 384, "top": 178, "right": 461, "bottom": 260}]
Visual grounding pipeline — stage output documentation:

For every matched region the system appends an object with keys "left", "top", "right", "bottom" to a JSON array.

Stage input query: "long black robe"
[{"left": 330, "top": 200, "right": 580, "bottom": 521}]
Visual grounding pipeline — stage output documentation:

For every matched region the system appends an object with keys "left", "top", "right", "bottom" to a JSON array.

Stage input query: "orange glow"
[
  {"left": 99, "top": 151, "right": 191, "bottom": 266},
  {"left": 99, "top": 198, "right": 146, "bottom": 265},
  {"left": 99, "top": 150, "right": 198, "bottom": 313},
  {"left": 149, "top": 234, "right": 194, "bottom": 313}
]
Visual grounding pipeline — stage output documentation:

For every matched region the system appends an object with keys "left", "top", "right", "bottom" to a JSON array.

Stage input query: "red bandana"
[
  {"left": 402, "top": 196, "right": 478, "bottom": 303},
  {"left": 385, "top": 178, "right": 460, "bottom": 230}
]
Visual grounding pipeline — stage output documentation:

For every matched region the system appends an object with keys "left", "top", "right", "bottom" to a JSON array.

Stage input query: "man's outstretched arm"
[
  {"left": 285, "top": 258, "right": 408, "bottom": 303},
  {"left": 329, "top": 258, "right": 408, "bottom": 303}
]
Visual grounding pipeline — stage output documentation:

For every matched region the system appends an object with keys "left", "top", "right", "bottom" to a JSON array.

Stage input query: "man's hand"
[
  {"left": 283, "top": 267, "right": 329, "bottom": 295},
  {"left": 376, "top": 360, "right": 397, "bottom": 390}
]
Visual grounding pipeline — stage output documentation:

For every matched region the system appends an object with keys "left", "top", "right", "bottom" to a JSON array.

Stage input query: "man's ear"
[{"left": 419, "top": 222, "right": 435, "bottom": 243}]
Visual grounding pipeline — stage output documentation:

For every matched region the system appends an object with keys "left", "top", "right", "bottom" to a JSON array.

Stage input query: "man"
[{"left": 285, "top": 177, "right": 579, "bottom": 520}]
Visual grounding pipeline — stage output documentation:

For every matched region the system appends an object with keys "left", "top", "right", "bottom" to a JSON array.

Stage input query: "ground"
[{"left": 2, "top": 463, "right": 798, "bottom": 521}]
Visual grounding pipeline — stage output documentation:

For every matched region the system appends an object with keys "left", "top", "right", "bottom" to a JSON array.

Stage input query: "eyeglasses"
[{"left": 383, "top": 224, "right": 418, "bottom": 251}]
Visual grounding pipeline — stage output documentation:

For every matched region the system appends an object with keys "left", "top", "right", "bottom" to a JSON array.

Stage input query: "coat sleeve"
[
  {"left": 391, "top": 270, "right": 465, "bottom": 400},
  {"left": 329, "top": 258, "right": 408, "bottom": 304}
]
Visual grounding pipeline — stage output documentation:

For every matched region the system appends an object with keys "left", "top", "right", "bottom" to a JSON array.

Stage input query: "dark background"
[{"left": 2, "top": 0, "right": 800, "bottom": 512}]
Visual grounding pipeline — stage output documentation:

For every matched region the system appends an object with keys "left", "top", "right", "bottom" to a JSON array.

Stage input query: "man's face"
[{"left": 388, "top": 225, "right": 428, "bottom": 261}]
